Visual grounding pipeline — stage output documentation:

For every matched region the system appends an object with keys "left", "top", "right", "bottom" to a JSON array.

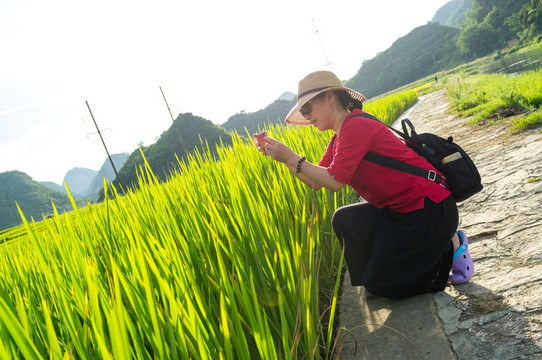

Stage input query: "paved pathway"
[{"left": 336, "top": 89, "right": 542, "bottom": 359}]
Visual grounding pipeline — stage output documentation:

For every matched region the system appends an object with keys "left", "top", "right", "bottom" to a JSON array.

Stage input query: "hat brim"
[{"left": 284, "top": 87, "right": 366, "bottom": 126}]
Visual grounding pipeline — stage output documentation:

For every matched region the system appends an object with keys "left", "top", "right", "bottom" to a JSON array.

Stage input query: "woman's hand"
[
  {"left": 255, "top": 134, "right": 345, "bottom": 192},
  {"left": 262, "top": 136, "right": 299, "bottom": 169},
  {"left": 253, "top": 131, "right": 270, "bottom": 155}
]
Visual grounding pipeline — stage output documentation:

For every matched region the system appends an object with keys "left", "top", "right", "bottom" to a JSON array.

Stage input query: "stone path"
[{"left": 336, "top": 89, "right": 542, "bottom": 359}]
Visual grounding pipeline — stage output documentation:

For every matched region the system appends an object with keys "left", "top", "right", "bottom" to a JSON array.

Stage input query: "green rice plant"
[
  {"left": 0, "top": 131, "right": 345, "bottom": 359},
  {"left": 0, "top": 225, "right": 27, "bottom": 243},
  {"left": 365, "top": 90, "right": 418, "bottom": 126},
  {"left": 412, "top": 82, "right": 437, "bottom": 96},
  {"left": 0, "top": 88, "right": 416, "bottom": 359}
]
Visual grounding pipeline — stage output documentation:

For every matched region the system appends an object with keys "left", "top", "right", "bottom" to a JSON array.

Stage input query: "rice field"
[{"left": 0, "top": 89, "right": 417, "bottom": 359}]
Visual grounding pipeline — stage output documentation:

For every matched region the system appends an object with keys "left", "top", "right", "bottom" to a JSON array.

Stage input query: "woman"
[{"left": 259, "top": 70, "right": 474, "bottom": 299}]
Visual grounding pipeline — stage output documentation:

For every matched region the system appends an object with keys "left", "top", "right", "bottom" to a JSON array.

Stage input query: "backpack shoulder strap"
[
  {"left": 348, "top": 112, "right": 411, "bottom": 142},
  {"left": 364, "top": 152, "right": 446, "bottom": 187},
  {"left": 330, "top": 112, "right": 382, "bottom": 148},
  {"left": 347, "top": 112, "right": 446, "bottom": 188}
]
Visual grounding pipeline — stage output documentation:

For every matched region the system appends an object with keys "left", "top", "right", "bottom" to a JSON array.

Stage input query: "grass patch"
[
  {"left": 511, "top": 109, "right": 542, "bottom": 133},
  {"left": 445, "top": 70, "right": 542, "bottom": 131}
]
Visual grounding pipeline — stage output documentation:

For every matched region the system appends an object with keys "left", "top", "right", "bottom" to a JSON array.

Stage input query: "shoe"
[
  {"left": 449, "top": 230, "right": 474, "bottom": 284},
  {"left": 363, "top": 287, "right": 375, "bottom": 298}
]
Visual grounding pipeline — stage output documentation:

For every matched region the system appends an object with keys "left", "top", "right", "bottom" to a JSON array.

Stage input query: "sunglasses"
[{"left": 299, "top": 92, "right": 327, "bottom": 118}]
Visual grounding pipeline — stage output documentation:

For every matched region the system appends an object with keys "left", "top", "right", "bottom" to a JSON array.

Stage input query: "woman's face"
[{"left": 300, "top": 92, "right": 333, "bottom": 131}]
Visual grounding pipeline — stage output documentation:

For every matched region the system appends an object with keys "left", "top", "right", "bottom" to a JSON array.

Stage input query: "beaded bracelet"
[{"left": 296, "top": 156, "right": 306, "bottom": 174}]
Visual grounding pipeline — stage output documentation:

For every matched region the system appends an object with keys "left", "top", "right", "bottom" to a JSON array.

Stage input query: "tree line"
[{"left": 458, "top": 0, "right": 542, "bottom": 58}]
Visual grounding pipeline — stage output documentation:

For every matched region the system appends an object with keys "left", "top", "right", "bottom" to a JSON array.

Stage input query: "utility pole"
[
  {"left": 433, "top": 55, "right": 443, "bottom": 74},
  {"left": 5, "top": 192, "right": 20, "bottom": 225},
  {"left": 85, "top": 101, "right": 122, "bottom": 187},
  {"left": 160, "top": 86, "right": 188, "bottom": 154},
  {"left": 312, "top": 19, "right": 333, "bottom": 69}
]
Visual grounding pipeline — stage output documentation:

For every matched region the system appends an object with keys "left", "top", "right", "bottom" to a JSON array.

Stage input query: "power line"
[
  {"left": 376, "top": 29, "right": 458, "bottom": 76},
  {"left": 367, "top": 30, "right": 457, "bottom": 81},
  {"left": 352, "top": 29, "right": 460, "bottom": 94}
]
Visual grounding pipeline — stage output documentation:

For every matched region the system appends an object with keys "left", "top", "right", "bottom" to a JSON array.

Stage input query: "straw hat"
[{"left": 285, "top": 70, "right": 366, "bottom": 125}]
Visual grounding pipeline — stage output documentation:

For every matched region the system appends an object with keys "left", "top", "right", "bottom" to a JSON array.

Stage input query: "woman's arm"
[
  {"left": 292, "top": 160, "right": 344, "bottom": 192},
  {"left": 262, "top": 136, "right": 345, "bottom": 192}
]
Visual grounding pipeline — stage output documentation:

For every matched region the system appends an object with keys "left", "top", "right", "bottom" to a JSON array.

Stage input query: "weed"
[{"left": 469, "top": 293, "right": 509, "bottom": 315}]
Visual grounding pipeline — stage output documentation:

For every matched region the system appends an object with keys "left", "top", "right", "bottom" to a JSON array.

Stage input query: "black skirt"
[{"left": 331, "top": 195, "right": 458, "bottom": 299}]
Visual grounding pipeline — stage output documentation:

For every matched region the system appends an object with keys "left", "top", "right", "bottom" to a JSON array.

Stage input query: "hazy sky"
[{"left": 0, "top": 0, "right": 451, "bottom": 184}]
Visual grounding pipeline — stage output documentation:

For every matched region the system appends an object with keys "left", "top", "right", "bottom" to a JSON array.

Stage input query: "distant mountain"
[
  {"left": 345, "top": 22, "right": 462, "bottom": 100},
  {"left": 41, "top": 153, "right": 128, "bottom": 201},
  {"left": 221, "top": 97, "right": 295, "bottom": 135},
  {"left": 278, "top": 92, "right": 296, "bottom": 101},
  {"left": 63, "top": 167, "right": 97, "bottom": 198},
  {"left": 40, "top": 181, "right": 65, "bottom": 193},
  {"left": 0, "top": 171, "right": 76, "bottom": 231},
  {"left": 106, "top": 112, "right": 233, "bottom": 197},
  {"left": 86, "top": 153, "right": 128, "bottom": 200},
  {"left": 432, "top": 0, "right": 473, "bottom": 27}
]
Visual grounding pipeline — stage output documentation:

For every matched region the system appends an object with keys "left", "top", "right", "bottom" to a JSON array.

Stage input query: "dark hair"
[{"left": 334, "top": 90, "right": 363, "bottom": 112}]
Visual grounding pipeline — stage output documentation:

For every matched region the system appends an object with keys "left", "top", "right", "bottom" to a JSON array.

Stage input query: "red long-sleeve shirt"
[{"left": 319, "top": 110, "right": 450, "bottom": 213}]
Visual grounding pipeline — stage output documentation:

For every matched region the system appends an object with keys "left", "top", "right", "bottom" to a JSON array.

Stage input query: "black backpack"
[{"left": 349, "top": 113, "right": 483, "bottom": 202}]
